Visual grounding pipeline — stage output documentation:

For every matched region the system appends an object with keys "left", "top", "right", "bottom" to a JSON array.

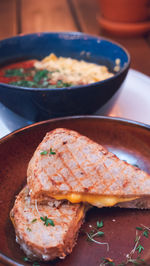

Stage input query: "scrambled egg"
[{"left": 34, "top": 53, "right": 114, "bottom": 86}]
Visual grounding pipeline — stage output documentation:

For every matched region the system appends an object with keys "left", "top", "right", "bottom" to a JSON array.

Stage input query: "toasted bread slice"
[
  {"left": 27, "top": 128, "right": 150, "bottom": 208},
  {"left": 10, "top": 186, "right": 85, "bottom": 261}
]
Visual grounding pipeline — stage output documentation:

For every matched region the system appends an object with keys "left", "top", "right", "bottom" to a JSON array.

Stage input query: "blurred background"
[{"left": 0, "top": 0, "right": 150, "bottom": 75}]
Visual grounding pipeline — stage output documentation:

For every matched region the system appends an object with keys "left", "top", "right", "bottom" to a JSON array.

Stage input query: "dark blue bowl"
[{"left": 0, "top": 32, "right": 130, "bottom": 121}]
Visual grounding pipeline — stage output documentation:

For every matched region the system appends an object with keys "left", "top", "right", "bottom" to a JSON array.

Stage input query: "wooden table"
[{"left": 0, "top": 0, "right": 150, "bottom": 76}]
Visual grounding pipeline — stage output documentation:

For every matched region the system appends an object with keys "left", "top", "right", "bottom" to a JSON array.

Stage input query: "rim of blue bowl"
[{"left": 0, "top": 31, "right": 130, "bottom": 92}]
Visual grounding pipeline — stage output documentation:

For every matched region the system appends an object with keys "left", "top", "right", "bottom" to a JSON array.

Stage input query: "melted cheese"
[
  {"left": 51, "top": 193, "right": 138, "bottom": 207},
  {"left": 77, "top": 205, "right": 85, "bottom": 222}
]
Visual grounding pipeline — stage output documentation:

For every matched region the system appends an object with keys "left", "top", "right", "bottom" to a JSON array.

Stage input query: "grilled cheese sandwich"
[
  {"left": 27, "top": 128, "right": 150, "bottom": 208},
  {"left": 10, "top": 186, "right": 85, "bottom": 261},
  {"left": 10, "top": 127, "right": 150, "bottom": 263}
]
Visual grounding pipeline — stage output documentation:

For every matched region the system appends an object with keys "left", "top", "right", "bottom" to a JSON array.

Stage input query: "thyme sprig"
[
  {"left": 100, "top": 224, "right": 148, "bottom": 266},
  {"left": 40, "top": 216, "right": 55, "bottom": 226},
  {"left": 86, "top": 232, "right": 109, "bottom": 251},
  {"left": 49, "top": 148, "right": 56, "bottom": 155},
  {"left": 86, "top": 220, "right": 109, "bottom": 251},
  {"left": 40, "top": 147, "right": 56, "bottom": 155}
]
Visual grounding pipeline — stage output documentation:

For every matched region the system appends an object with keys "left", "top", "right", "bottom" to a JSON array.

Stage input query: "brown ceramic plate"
[{"left": 1, "top": 116, "right": 150, "bottom": 266}]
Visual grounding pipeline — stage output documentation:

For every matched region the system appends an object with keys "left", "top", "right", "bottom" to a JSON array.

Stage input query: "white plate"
[
  {"left": 98, "top": 69, "right": 150, "bottom": 124},
  {"left": 0, "top": 69, "right": 150, "bottom": 139}
]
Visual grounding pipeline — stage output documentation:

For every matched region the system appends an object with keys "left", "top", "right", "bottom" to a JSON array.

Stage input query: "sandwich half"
[
  {"left": 27, "top": 128, "right": 150, "bottom": 209},
  {"left": 10, "top": 186, "right": 85, "bottom": 261}
]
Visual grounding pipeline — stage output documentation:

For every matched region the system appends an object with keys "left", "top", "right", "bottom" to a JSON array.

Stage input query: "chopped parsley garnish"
[
  {"left": 3, "top": 63, "right": 74, "bottom": 89},
  {"left": 40, "top": 216, "right": 55, "bottom": 226},
  {"left": 33, "top": 69, "right": 49, "bottom": 83},
  {"left": 10, "top": 80, "right": 36, "bottom": 87},
  {"left": 5, "top": 68, "right": 24, "bottom": 77},
  {"left": 63, "top": 82, "right": 72, "bottom": 87},
  {"left": 47, "top": 84, "right": 57, "bottom": 88},
  {"left": 56, "top": 80, "right": 72, "bottom": 88}
]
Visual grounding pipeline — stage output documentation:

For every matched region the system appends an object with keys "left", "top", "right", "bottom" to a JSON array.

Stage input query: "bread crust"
[{"left": 10, "top": 186, "right": 85, "bottom": 261}]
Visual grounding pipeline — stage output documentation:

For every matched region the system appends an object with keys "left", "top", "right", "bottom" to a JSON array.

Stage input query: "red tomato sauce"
[
  {"left": 0, "top": 60, "right": 36, "bottom": 84},
  {"left": 0, "top": 59, "right": 73, "bottom": 88}
]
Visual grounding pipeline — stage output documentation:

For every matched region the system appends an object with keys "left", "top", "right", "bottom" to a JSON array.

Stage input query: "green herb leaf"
[
  {"left": 143, "top": 230, "right": 149, "bottom": 238},
  {"left": 56, "top": 80, "right": 72, "bottom": 88},
  {"left": 47, "top": 84, "right": 57, "bottom": 88},
  {"left": 31, "top": 218, "right": 37, "bottom": 223},
  {"left": 33, "top": 69, "right": 49, "bottom": 83},
  {"left": 23, "top": 257, "right": 30, "bottom": 262},
  {"left": 136, "top": 244, "right": 144, "bottom": 253},
  {"left": 45, "top": 218, "right": 55, "bottom": 226},
  {"left": 41, "top": 80, "right": 49, "bottom": 87},
  {"left": 136, "top": 227, "right": 143, "bottom": 231},
  {"left": 97, "top": 231, "right": 104, "bottom": 237},
  {"left": 32, "top": 262, "right": 40, "bottom": 266},
  {"left": 10, "top": 80, "right": 36, "bottom": 87},
  {"left": 127, "top": 257, "right": 145, "bottom": 265},
  {"left": 62, "top": 82, "right": 72, "bottom": 87},
  {"left": 5, "top": 68, "right": 24, "bottom": 77},
  {"left": 97, "top": 220, "right": 103, "bottom": 228},
  {"left": 40, "top": 216, "right": 55, "bottom": 226},
  {"left": 56, "top": 80, "right": 63, "bottom": 87},
  {"left": 40, "top": 150, "right": 48, "bottom": 155},
  {"left": 49, "top": 148, "right": 56, "bottom": 155}
]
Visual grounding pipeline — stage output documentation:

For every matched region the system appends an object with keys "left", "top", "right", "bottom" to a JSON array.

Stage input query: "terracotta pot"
[{"left": 97, "top": 0, "right": 150, "bottom": 36}]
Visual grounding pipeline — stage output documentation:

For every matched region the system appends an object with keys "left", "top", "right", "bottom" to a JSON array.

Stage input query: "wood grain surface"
[
  {"left": 0, "top": 0, "right": 18, "bottom": 38},
  {"left": 21, "top": 0, "right": 77, "bottom": 32}
]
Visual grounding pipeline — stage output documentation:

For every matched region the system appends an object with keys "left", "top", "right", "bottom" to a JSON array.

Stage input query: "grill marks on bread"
[
  {"left": 27, "top": 128, "right": 150, "bottom": 201},
  {"left": 10, "top": 186, "right": 85, "bottom": 261}
]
